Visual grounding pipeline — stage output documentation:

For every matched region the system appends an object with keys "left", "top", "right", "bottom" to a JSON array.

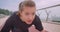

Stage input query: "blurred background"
[{"left": 0, "top": 0, "right": 60, "bottom": 32}]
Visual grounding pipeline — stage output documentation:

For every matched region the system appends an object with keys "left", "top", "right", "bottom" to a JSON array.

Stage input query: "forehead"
[{"left": 23, "top": 6, "right": 36, "bottom": 12}]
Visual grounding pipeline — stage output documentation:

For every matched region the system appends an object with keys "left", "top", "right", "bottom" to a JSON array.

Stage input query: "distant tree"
[
  {"left": 37, "top": 11, "right": 42, "bottom": 16},
  {"left": 0, "top": 8, "right": 13, "bottom": 15},
  {"left": 45, "top": 9, "right": 51, "bottom": 21},
  {"left": 51, "top": 15, "right": 60, "bottom": 22}
]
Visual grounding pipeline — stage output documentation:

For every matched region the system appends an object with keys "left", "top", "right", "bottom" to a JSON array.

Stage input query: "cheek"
[
  {"left": 22, "top": 15, "right": 28, "bottom": 20},
  {"left": 33, "top": 16, "right": 35, "bottom": 20}
]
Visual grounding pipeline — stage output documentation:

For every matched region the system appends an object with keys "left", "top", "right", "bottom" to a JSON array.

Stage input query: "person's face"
[{"left": 20, "top": 6, "right": 36, "bottom": 24}]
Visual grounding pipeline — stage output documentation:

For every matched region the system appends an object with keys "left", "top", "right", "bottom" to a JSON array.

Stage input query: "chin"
[{"left": 27, "top": 22, "right": 32, "bottom": 25}]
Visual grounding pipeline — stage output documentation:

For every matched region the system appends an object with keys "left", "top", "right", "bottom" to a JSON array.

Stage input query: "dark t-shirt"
[{"left": 1, "top": 12, "right": 43, "bottom": 32}]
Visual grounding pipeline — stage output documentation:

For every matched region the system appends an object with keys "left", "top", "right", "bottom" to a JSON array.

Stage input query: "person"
[{"left": 1, "top": 0, "right": 47, "bottom": 32}]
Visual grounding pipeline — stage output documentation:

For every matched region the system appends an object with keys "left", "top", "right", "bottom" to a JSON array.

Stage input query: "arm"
[
  {"left": 1, "top": 16, "right": 14, "bottom": 32},
  {"left": 34, "top": 15, "right": 48, "bottom": 32},
  {"left": 33, "top": 15, "right": 43, "bottom": 31},
  {"left": 41, "top": 30, "right": 48, "bottom": 32}
]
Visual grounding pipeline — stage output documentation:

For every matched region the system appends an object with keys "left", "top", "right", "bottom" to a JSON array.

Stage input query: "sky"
[
  {"left": 0, "top": 0, "right": 60, "bottom": 19},
  {"left": 0, "top": 0, "right": 23, "bottom": 11},
  {"left": 0, "top": 0, "right": 60, "bottom": 11}
]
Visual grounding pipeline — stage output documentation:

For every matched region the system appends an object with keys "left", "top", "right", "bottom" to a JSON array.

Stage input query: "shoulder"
[
  {"left": 8, "top": 12, "right": 18, "bottom": 20},
  {"left": 34, "top": 15, "right": 41, "bottom": 21},
  {"left": 33, "top": 15, "right": 41, "bottom": 24},
  {"left": 6, "top": 12, "right": 18, "bottom": 23}
]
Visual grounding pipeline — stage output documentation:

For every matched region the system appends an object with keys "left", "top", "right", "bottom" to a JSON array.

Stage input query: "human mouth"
[{"left": 28, "top": 20, "right": 32, "bottom": 22}]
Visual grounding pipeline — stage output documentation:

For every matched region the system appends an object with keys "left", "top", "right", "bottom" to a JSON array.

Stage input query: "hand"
[
  {"left": 28, "top": 25, "right": 40, "bottom": 32},
  {"left": 41, "top": 30, "right": 48, "bottom": 32}
]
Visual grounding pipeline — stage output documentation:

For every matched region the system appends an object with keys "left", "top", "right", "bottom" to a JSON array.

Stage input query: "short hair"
[
  {"left": 17, "top": 0, "right": 36, "bottom": 16},
  {"left": 19, "top": 0, "right": 36, "bottom": 11}
]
